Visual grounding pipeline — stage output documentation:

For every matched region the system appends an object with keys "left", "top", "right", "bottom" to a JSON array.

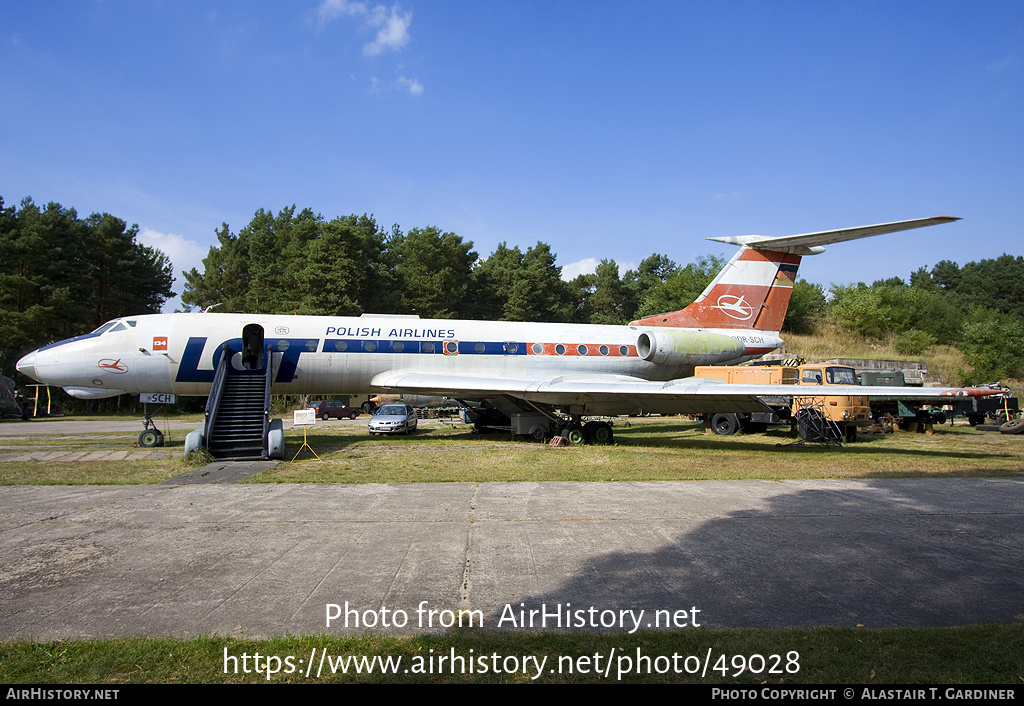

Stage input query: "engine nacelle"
[{"left": 637, "top": 330, "right": 745, "bottom": 367}]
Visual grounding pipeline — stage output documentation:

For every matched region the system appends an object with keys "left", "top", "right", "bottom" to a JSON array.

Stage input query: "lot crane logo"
[
  {"left": 712, "top": 294, "right": 755, "bottom": 321},
  {"left": 97, "top": 358, "right": 129, "bottom": 374}
]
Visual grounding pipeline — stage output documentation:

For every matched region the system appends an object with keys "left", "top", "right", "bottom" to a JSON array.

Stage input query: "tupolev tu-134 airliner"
[{"left": 16, "top": 216, "right": 989, "bottom": 454}]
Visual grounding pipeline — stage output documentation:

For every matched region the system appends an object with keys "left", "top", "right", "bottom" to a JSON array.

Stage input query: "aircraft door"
[
  {"left": 242, "top": 324, "right": 265, "bottom": 370},
  {"left": 130, "top": 321, "right": 174, "bottom": 393}
]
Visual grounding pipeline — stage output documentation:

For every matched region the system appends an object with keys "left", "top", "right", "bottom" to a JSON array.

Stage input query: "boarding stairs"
[{"left": 204, "top": 346, "right": 273, "bottom": 460}]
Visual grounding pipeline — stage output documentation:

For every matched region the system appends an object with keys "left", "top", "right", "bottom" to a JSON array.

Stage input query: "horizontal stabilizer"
[{"left": 707, "top": 216, "right": 959, "bottom": 255}]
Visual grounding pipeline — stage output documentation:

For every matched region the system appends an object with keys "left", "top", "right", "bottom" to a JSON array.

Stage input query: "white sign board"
[
  {"left": 294, "top": 409, "right": 317, "bottom": 426},
  {"left": 140, "top": 393, "right": 175, "bottom": 404}
]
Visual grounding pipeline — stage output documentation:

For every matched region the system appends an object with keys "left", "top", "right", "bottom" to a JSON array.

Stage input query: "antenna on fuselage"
[{"left": 202, "top": 303, "right": 222, "bottom": 313}]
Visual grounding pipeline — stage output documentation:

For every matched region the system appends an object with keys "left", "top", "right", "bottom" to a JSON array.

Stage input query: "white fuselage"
[{"left": 17, "top": 312, "right": 783, "bottom": 398}]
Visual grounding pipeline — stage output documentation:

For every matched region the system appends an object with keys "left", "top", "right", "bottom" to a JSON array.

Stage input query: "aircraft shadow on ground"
[
  {"left": 610, "top": 431, "right": 1012, "bottom": 462},
  {"left": 481, "top": 478, "right": 1024, "bottom": 630}
]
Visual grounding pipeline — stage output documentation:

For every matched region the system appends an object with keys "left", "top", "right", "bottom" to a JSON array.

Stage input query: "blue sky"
[{"left": 2, "top": 1, "right": 1022, "bottom": 312}]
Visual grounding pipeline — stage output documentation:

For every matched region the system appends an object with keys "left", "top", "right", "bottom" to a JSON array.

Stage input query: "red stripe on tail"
[{"left": 631, "top": 249, "right": 801, "bottom": 330}]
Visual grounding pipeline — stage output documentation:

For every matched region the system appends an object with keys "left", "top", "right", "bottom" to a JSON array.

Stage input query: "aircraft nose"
[{"left": 15, "top": 351, "right": 39, "bottom": 382}]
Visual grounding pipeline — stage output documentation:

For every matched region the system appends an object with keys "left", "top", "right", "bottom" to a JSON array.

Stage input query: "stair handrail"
[
  {"left": 204, "top": 345, "right": 231, "bottom": 444},
  {"left": 262, "top": 344, "right": 273, "bottom": 458}
]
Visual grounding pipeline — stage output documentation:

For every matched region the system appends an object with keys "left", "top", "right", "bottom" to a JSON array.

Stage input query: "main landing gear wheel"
[
  {"left": 565, "top": 426, "right": 585, "bottom": 446},
  {"left": 138, "top": 429, "right": 164, "bottom": 447},
  {"left": 711, "top": 413, "right": 739, "bottom": 436},
  {"left": 583, "top": 421, "right": 614, "bottom": 445}
]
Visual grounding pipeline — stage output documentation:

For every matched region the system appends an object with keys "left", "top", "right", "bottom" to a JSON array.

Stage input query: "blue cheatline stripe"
[
  {"left": 323, "top": 339, "right": 528, "bottom": 355},
  {"left": 460, "top": 340, "right": 512, "bottom": 355}
]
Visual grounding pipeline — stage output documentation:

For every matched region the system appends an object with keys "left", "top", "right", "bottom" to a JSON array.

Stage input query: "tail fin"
[
  {"left": 630, "top": 216, "right": 960, "bottom": 331},
  {"left": 631, "top": 247, "right": 800, "bottom": 331}
]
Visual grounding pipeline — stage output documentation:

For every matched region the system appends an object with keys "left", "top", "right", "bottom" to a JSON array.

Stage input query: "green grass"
[
  {"left": 0, "top": 459, "right": 184, "bottom": 485},
  {"left": 2, "top": 625, "right": 1022, "bottom": 683},
  {"left": 2, "top": 417, "right": 1022, "bottom": 485},
  {"left": 253, "top": 418, "right": 1024, "bottom": 484}
]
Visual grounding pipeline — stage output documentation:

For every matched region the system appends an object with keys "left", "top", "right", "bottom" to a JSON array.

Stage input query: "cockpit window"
[{"left": 91, "top": 319, "right": 133, "bottom": 335}]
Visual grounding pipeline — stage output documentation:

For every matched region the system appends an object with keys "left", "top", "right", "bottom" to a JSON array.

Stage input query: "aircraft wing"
[{"left": 370, "top": 371, "right": 990, "bottom": 416}]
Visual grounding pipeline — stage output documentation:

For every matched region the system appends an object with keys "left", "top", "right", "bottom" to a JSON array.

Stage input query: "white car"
[{"left": 368, "top": 404, "right": 418, "bottom": 435}]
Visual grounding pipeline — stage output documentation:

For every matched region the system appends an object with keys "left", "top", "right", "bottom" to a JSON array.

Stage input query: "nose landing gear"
[
  {"left": 138, "top": 426, "right": 164, "bottom": 447},
  {"left": 137, "top": 404, "right": 165, "bottom": 447}
]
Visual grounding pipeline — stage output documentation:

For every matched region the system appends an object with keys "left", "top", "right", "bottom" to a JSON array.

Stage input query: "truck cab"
[{"left": 794, "top": 364, "right": 871, "bottom": 427}]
